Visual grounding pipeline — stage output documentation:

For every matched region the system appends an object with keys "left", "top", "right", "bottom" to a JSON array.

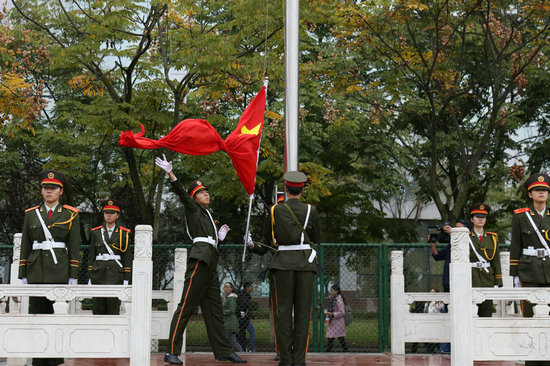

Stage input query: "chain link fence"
[{"left": 0, "top": 241, "right": 508, "bottom": 353}]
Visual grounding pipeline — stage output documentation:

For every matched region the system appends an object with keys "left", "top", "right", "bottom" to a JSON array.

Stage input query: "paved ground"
[{"left": 0, "top": 353, "right": 526, "bottom": 365}]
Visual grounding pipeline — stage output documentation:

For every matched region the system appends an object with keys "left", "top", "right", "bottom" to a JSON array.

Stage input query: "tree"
[
  {"left": 330, "top": 0, "right": 550, "bottom": 222},
  {"left": 0, "top": 4, "right": 46, "bottom": 136}
]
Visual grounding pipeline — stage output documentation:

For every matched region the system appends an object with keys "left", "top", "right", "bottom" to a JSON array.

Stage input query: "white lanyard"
[
  {"left": 468, "top": 235, "right": 489, "bottom": 273},
  {"left": 300, "top": 205, "right": 312, "bottom": 245},
  {"left": 100, "top": 227, "right": 123, "bottom": 268},
  {"left": 34, "top": 208, "right": 59, "bottom": 264},
  {"left": 524, "top": 212, "right": 550, "bottom": 253}
]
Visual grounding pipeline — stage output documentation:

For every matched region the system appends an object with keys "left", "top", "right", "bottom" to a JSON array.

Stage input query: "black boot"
[
  {"left": 217, "top": 352, "right": 247, "bottom": 363},
  {"left": 164, "top": 353, "right": 184, "bottom": 365}
]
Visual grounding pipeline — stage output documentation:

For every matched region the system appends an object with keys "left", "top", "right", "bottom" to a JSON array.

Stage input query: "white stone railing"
[
  {"left": 391, "top": 250, "right": 451, "bottom": 354},
  {"left": 450, "top": 226, "right": 550, "bottom": 365},
  {"left": 391, "top": 235, "right": 520, "bottom": 357},
  {"left": 0, "top": 226, "right": 187, "bottom": 365}
]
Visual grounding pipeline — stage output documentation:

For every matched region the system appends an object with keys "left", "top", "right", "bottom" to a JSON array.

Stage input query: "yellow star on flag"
[{"left": 240, "top": 123, "right": 261, "bottom": 136}]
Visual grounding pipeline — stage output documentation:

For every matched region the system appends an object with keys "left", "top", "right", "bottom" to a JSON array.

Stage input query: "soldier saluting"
[
  {"left": 248, "top": 171, "right": 321, "bottom": 366},
  {"left": 88, "top": 198, "right": 132, "bottom": 315},
  {"left": 468, "top": 203, "right": 502, "bottom": 317},
  {"left": 510, "top": 172, "right": 550, "bottom": 366},
  {"left": 18, "top": 169, "right": 81, "bottom": 366},
  {"left": 155, "top": 154, "right": 246, "bottom": 365}
]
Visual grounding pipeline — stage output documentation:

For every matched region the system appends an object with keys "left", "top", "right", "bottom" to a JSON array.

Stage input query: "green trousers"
[
  {"left": 167, "top": 259, "right": 233, "bottom": 358},
  {"left": 92, "top": 297, "right": 121, "bottom": 315},
  {"left": 272, "top": 269, "right": 315, "bottom": 365},
  {"left": 477, "top": 300, "right": 493, "bottom": 317}
]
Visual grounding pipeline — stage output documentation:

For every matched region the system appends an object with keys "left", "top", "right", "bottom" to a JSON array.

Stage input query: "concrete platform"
[{"left": 0, "top": 353, "right": 526, "bottom": 365}]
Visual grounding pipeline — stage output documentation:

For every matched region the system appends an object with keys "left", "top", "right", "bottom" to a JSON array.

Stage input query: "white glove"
[
  {"left": 21, "top": 277, "right": 27, "bottom": 285},
  {"left": 68, "top": 278, "right": 77, "bottom": 285},
  {"left": 513, "top": 276, "right": 521, "bottom": 288},
  {"left": 244, "top": 232, "right": 254, "bottom": 247},
  {"left": 123, "top": 280, "right": 129, "bottom": 286},
  {"left": 154, "top": 154, "right": 172, "bottom": 174},
  {"left": 88, "top": 279, "right": 92, "bottom": 285},
  {"left": 494, "top": 285, "right": 499, "bottom": 288},
  {"left": 218, "top": 224, "right": 230, "bottom": 241}
]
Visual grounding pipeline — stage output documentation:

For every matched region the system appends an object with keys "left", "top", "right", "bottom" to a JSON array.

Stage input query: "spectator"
[
  {"left": 325, "top": 284, "right": 348, "bottom": 352},
  {"left": 223, "top": 282, "right": 244, "bottom": 352},
  {"left": 237, "top": 282, "right": 256, "bottom": 352},
  {"left": 430, "top": 219, "right": 472, "bottom": 292}
]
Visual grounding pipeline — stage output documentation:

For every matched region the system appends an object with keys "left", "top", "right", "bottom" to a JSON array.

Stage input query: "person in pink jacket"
[{"left": 325, "top": 284, "right": 348, "bottom": 352}]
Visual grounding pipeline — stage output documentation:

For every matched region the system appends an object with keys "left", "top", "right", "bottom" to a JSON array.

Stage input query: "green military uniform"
[
  {"left": 510, "top": 173, "right": 550, "bottom": 366},
  {"left": 88, "top": 199, "right": 132, "bottom": 315},
  {"left": 166, "top": 178, "right": 235, "bottom": 360},
  {"left": 18, "top": 169, "right": 80, "bottom": 366},
  {"left": 511, "top": 204, "right": 550, "bottom": 285},
  {"left": 250, "top": 171, "right": 321, "bottom": 366},
  {"left": 19, "top": 203, "right": 80, "bottom": 284},
  {"left": 468, "top": 203, "right": 502, "bottom": 317}
]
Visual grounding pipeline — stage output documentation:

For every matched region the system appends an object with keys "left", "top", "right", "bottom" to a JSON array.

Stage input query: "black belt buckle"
[
  {"left": 476, "top": 262, "right": 483, "bottom": 268},
  {"left": 537, "top": 249, "right": 546, "bottom": 258}
]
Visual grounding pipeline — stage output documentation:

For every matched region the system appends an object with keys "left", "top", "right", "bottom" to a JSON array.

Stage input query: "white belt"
[
  {"left": 471, "top": 261, "right": 491, "bottom": 269},
  {"left": 193, "top": 236, "right": 217, "bottom": 247},
  {"left": 523, "top": 247, "right": 550, "bottom": 258},
  {"left": 96, "top": 254, "right": 121, "bottom": 261},
  {"left": 32, "top": 241, "right": 66, "bottom": 250},
  {"left": 278, "top": 244, "right": 312, "bottom": 251},
  {"left": 277, "top": 244, "right": 316, "bottom": 263}
]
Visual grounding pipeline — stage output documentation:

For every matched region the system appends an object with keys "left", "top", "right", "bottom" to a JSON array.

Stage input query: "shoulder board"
[
  {"left": 91, "top": 226, "right": 103, "bottom": 231},
  {"left": 63, "top": 204, "right": 79, "bottom": 212},
  {"left": 514, "top": 207, "right": 530, "bottom": 214},
  {"left": 486, "top": 232, "right": 498, "bottom": 237},
  {"left": 119, "top": 226, "right": 131, "bottom": 232},
  {"left": 24, "top": 205, "right": 40, "bottom": 213}
]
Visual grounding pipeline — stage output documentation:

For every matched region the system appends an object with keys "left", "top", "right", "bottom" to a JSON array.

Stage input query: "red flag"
[
  {"left": 221, "top": 86, "right": 266, "bottom": 195},
  {"left": 118, "top": 86, "right": 266, "bottom": 195},
  {"left": 119, "top": 119, "right": 223, "bottom": 155}
]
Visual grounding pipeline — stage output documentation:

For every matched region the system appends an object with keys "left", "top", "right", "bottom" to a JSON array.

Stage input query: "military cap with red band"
[
  {"left": 470, "top": 203, "right": 490, "bottom": 216},
  {"left": 283, "top": 171, "right": 307, "bottom": 188},
  {"left": 39, "top": 169, "right": 66, "bottom": 188},
  {"left": 188, "top": 179, "right": 207, "bottom": 198},
  {"left": 524, "top": 173, "right": 550, "bottom": 191},
  {"left": 102, "top": 198, "right": 122, "bottom": 212}
]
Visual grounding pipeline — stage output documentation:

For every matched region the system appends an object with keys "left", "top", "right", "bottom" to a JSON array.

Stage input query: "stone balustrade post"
[
  {"left": 8, "top": 234, "right": 27, "bottom": 366},
  {"left": 390, "top": 250, "right": 405, "bottom": 354},
  {"left": 451, "top": 226, "right": 473, "bottom": 366},
  {"left": 130, "top": 225, "right": 153, "bottom": 366},
  {"left": 9, "top": 234, "right": 26, "bottom": 314}
]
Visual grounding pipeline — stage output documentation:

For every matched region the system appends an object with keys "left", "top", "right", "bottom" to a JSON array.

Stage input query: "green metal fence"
[{"left": 0, "top": 242, "right": 510, "bottom": 353}]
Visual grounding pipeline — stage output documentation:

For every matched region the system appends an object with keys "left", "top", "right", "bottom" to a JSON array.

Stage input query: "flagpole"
[
  {"left": 242, "top": 78, "right": 269, "bottom": 263},
  {"left": 285, "top": 0, "right": 299, "bottom": 172},
  {"left": 242, "top": 194, "right": 254, "bottom": 262}
]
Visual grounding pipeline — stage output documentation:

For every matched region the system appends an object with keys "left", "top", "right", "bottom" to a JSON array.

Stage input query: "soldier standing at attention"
[
  {"left": 248, "top": 171, "right": 321, "bottom": 366},
  {"left": 155, "top": 154, "right": 246, "bottom": 365},
  {"left": 510, "top": 173, "right": 550, "bottom": 366},
  {"left": 468, "top": 203, "right": 502, "bottom": 317},
  {"left": 88, "top": 198, "right": 132, "bottom": 315},
  {"left": 18, "top": 169, "right": 80, "bottom": 366}
]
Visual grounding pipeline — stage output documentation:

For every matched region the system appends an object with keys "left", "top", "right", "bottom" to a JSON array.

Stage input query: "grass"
[{"left": 158, "top": 317, "right": 380, "bottom": 352}]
